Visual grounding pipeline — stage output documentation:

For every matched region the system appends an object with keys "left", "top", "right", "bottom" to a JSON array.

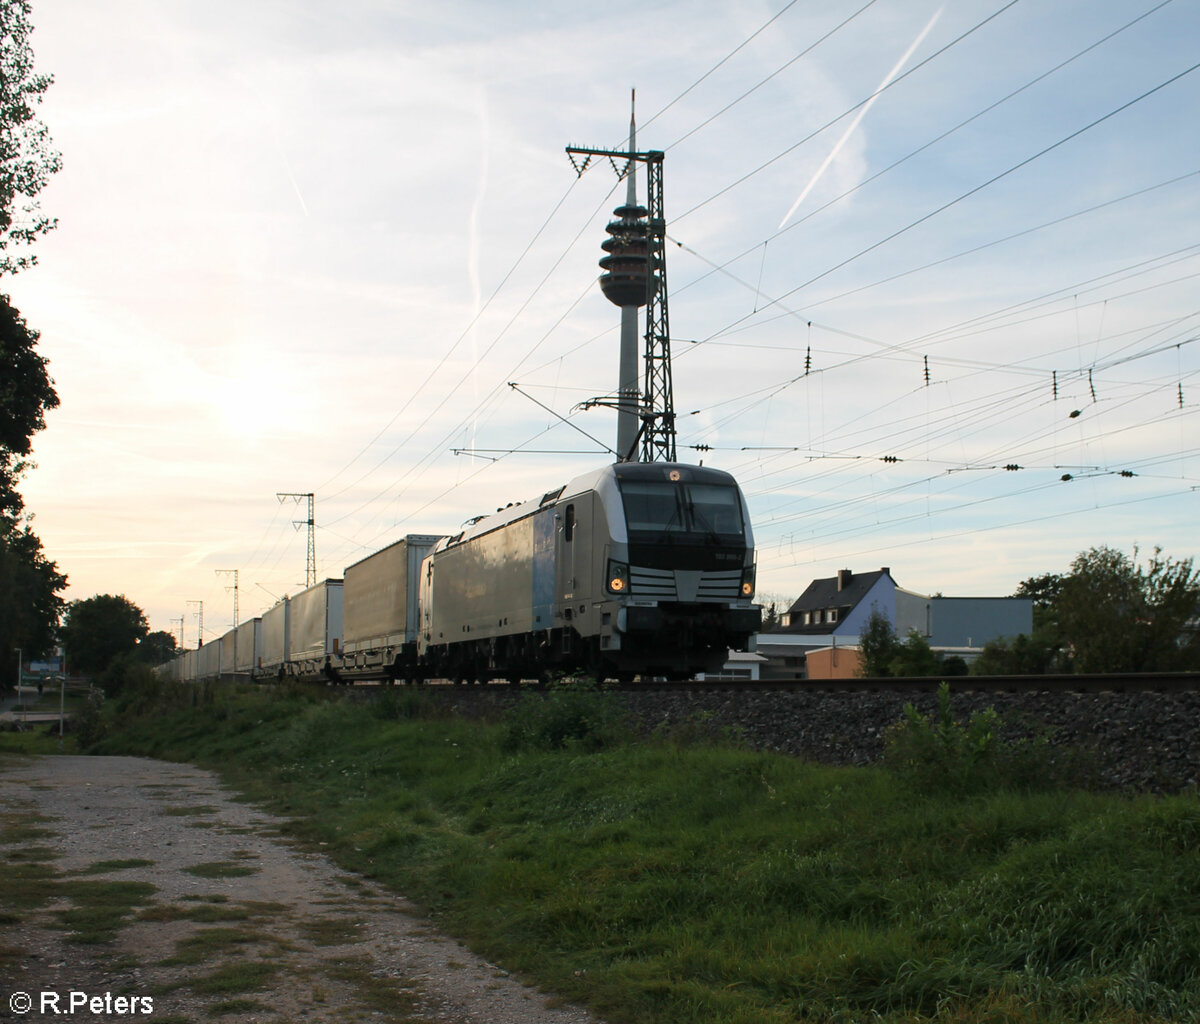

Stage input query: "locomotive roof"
[
  {"left": 610, "top": 462, "right": 738, "bottom": 486},
  {"left": 442, "top": 461, "right": 740, "bottom": 549}
]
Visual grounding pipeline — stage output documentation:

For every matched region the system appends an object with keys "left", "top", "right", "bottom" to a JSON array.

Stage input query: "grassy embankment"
[
  {"left": 61, "top": 679, "right": 1200, "bottom": 1022},
  {"left": 0, "top": 680, "right": 86, "bottom": 754}
]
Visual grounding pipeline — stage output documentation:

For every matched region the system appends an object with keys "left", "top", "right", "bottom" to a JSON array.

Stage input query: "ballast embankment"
[{"left": 391, "top": 683, "right": 1200, "bottom": 793}]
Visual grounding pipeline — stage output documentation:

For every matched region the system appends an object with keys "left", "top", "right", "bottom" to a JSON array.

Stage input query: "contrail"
[
  {"left": 274, "top": 122, "right": 310, "bottom": 217},
  {"left": 778, "top": 6, "right": 943, "bottom": 230}
]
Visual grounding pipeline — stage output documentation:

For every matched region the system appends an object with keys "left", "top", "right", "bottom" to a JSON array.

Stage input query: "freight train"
[{"left": 162, "top": 461, "right": 761, "bottom": 684}]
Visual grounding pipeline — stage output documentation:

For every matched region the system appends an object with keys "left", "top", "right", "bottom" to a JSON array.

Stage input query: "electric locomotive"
[{"left": 416, "top": 461, "right": 760, "bottom": 681}]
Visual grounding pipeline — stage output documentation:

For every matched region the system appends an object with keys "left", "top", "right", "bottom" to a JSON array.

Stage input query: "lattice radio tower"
[{"left": 568, "top": 94, "right": 676, "bottom": 463}]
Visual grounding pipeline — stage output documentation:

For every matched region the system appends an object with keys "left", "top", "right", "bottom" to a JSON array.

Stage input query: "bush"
[
  {"left": 884, "top": 682, "right": 1081, "bottom": 795},
  {"left": 95, "top": 651, "right": 160, "bottom": 699},
  {"left": 501, "top": 678, "right": 627, "bottom": 752},
  {"left": 73, "top": 685, "right": 108, "bottom": 749}
]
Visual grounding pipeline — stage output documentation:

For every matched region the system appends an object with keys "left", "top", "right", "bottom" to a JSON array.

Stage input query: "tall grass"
[{"left": 87, "top": 681, "right": 1200, "bottom": 1023}]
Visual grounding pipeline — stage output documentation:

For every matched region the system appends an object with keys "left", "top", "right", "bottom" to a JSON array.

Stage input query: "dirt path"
[{"left": 0, "top": 755, "right": 601, "bottom": 1024}]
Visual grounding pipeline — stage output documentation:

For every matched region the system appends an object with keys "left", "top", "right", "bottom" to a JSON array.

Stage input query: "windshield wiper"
[
  {"left": 687, "top": 503, "right": 722, "bottom": 546},
  {"left": 658, "top": 494, "right": 685, "bottom": 540}
]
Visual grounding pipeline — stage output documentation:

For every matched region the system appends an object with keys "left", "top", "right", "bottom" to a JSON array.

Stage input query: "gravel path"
[{"left": 0, "top": 755, "right": 601, "bottom": 1024}]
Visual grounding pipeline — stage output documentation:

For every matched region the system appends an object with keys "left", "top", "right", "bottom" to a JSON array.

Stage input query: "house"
[{"left": 757, "top": 567, "right": 1032, "bottom": 680}]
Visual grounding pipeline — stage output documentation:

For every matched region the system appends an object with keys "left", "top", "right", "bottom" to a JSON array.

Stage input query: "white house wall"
[
  {"left": 832, "top": 576, "right": 895, "bottom": 642},
  {"left": 895, "top": 588, "right": 931, "bottom": 638}
]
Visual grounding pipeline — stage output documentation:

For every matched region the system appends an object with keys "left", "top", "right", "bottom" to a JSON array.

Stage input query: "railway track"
[
  {"left": 618, "top": 671, "right": 1200, "bottom": 694},
  {"left": 326, "top": 670, "right": 1200, "bottom": 694}
]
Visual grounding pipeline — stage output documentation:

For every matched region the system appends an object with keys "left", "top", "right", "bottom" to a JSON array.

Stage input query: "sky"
[{"left": 10, "top": 0, "right": 1200, "bottom": 644}]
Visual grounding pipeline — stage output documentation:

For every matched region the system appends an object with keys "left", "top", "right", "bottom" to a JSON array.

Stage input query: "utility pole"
[
  {"left": 568, "top": 110, "right": 677, "bottom": 463},
  {"left": 215, "top": 569, "right": 239, "bottom": 680},
  {"left": 277, "top": 492, "right": 316, "bottom": 588},
  {"left": 187, "top": 600, "right": 204, "bottom": 647},
  {"left": 215, "top": 569, "right": 240, "bottom": 629}
]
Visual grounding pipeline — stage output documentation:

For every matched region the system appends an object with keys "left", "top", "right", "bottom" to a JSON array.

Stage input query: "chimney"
[{"left": 837, "top": 569, "right": 852, "bottom": 591}]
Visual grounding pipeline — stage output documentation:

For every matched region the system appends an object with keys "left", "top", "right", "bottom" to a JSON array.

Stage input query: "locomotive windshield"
[{"left": 619, "top": 479, "right": 745, "bottom": 544}]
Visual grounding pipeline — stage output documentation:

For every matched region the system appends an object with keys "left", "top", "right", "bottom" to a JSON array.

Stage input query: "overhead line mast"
[
  {"left": 277, "top": 492, "right": 316, "bottom": 588},
  {"left": 568, "top": 92, "right": 677, "bottom": 463}
]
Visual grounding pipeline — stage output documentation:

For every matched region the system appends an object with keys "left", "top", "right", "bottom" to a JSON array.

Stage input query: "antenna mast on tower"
[{"left": 568, "top": 92, "right": 676, "bottom": 463}]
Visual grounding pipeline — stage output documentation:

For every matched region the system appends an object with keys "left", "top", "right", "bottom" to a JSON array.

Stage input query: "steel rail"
[{"left": 615, "top": 672, "right": 1200, "bottom": 694}]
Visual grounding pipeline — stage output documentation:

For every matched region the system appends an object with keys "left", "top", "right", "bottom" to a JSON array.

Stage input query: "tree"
[
  {"left": 1057, "top": 545, "right": 1200, "bottom": 673},
  {"left": 0, "top": 515, "right": 64, "bottom": 689},
  {"left": 858, "top": 609, "right": 898, "bottom": 677},
  {"left": 888, "top": 630, "right": 943, "bottom": 677},
  {"left": 0, "top": 0, "right": 60, "bottom": 276},
  {"left": 969, "top": 632, "right": 1059, "bottom": 676},
  {"left": 138, "top": 630, "right": 177, "bottom": 666},
  {"left": 1015, "top": 572, "right": 1065, "bottom": 637},
  {"left": 0, "top": 4, "right": 63, "bottom": 691},
  {"left": 62, "top": 594, "right": 149, "bottom": 676},
  {"left": 858, "top": 609, "right": 969, "bottom": 677},
  {"left": 1, "top": 294, "right": 57, "bottom": 515}
]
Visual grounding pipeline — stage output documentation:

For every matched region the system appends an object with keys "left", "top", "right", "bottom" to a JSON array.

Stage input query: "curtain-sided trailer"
[
  {"left": 259, "top": 580, "right": 343, "bottom": 680},
  {"left": 211, "top": 617, "right": 264, "bottom": 681},
  {"left": 233, "top": 617, "right": 262, "bottom": 678},
  {"left": 193, "top": 636, "right": 221, "bottom": 681},
  {"left": 338, "top": 534, "right": 442, "bottom": 681},
  {"left": 260, "top": 596, "right": 290, "bottom": 676}
]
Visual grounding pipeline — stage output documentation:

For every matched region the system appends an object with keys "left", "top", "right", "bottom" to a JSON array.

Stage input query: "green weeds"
[
  {"left": 183, "top": 960, "right": 278, "bottom": 995},
  {"left": 297, "top": 916, "right": 363, "bottom": 946},
  {"left": 69, "top": 858, "right": 156, "bottom": 875},
  {"left": 161, "top": 804, "right": 218, "bottom": 817},
  {"left": 183, "top": 861, "right": 259, "bottom": 879},
  {"left": 55, "top": 879, "right": 158, "bottom": 943},
  {"left": 139, "top": 899, "right": 285, "bottom": 924},
  {"left": 0, "top": 726, "right": 78, "bottom": 755},
  {"left": 501, "top": 677, "right": 626, "bottom": 751},
  {"left": 884, "top": 681, "right": 1088, "bottom": 795},
  {"left": 159, "top": 927, "right": 275, "bottom": 966}
]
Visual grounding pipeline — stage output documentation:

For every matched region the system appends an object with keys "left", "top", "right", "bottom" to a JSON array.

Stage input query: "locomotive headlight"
[
  {"left": 607, "top": 560, "right": 630, "bottom": 594},
  {"left": 741, "top": 565, "right": 756, "bottom": 598}
]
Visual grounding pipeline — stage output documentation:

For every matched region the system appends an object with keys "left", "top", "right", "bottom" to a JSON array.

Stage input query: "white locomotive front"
[{"left": 417, "top": 462, "right": 760, "bottom": 681}]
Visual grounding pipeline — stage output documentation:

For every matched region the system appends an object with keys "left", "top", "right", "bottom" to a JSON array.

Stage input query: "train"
[{"left": 161, "top": 461, "right": 761, "bottom": 684}]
